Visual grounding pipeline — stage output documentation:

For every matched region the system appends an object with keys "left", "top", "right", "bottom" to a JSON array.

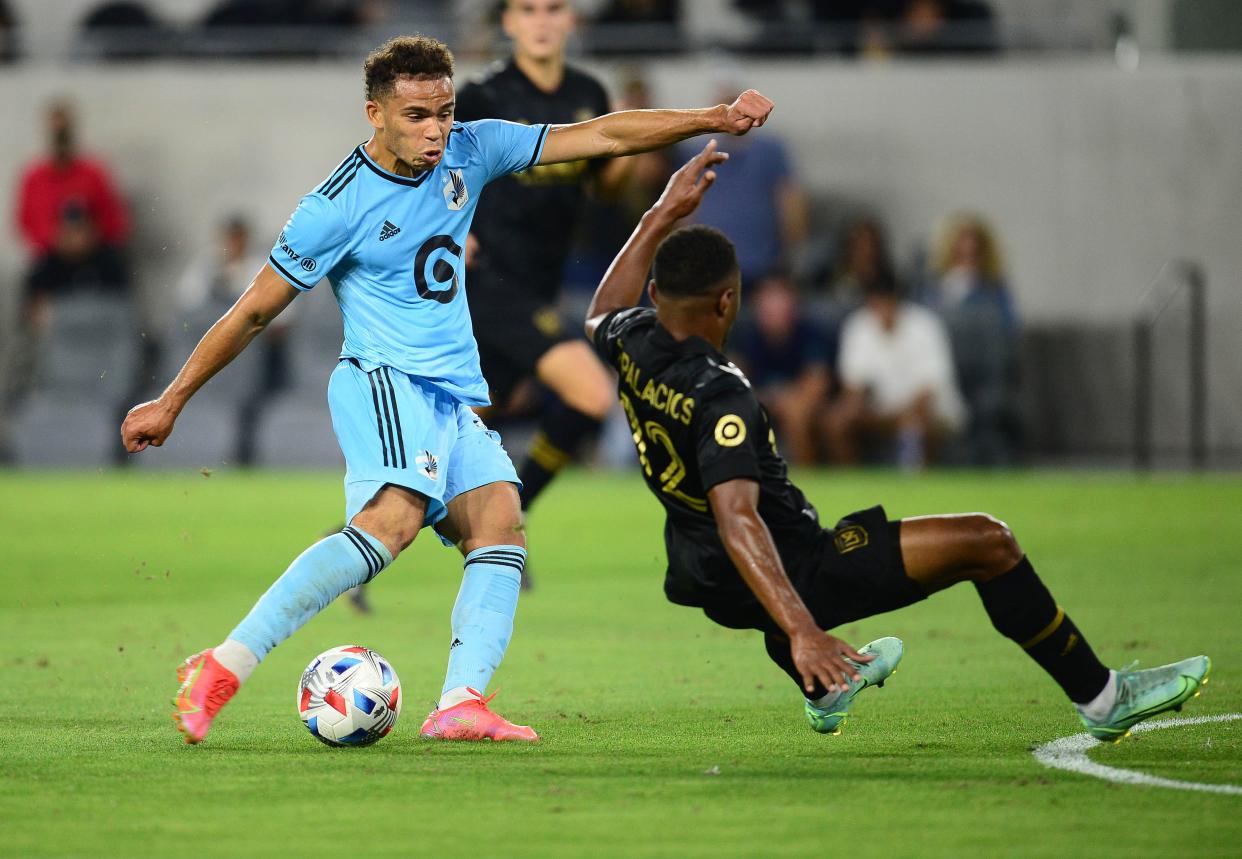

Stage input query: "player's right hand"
[
  {"left": 121, "top": 399, "right": 178, "bottom": 453},
  {"left": 651, "top": 140, "right": 729, "bottom": 223},
  {"left": 789, "top": 630, "right": 874, "bottom": 694}
]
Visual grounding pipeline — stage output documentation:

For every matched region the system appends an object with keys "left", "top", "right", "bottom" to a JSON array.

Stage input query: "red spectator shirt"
[{"left": 15, "top": 156, "right": 130, "bottom": 254}]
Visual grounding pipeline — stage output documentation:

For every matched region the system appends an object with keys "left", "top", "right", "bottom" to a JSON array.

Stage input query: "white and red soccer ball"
[{"left": 298, "top": 645, "right": 401, "bottom": 746}]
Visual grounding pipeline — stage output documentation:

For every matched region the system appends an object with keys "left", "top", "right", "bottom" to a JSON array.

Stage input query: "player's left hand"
[
  {"left": 720, "top": 89, "right": 774, "bottom": 136},
  {"left": 651, "top": 140, "right": 729, "bottom": 223}
]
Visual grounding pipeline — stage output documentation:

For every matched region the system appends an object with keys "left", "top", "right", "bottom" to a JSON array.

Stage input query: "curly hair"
[
  {"left": 653, "top": 226, "right": 739, "bottom": 297},
  {"left": 363, "top": 36, "right": 455, "bottom": 102}
]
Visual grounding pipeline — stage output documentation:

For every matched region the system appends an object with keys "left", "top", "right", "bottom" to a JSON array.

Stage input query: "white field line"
[{"left": 1032, "top": 713, "right": 1242, "bottom": 796}]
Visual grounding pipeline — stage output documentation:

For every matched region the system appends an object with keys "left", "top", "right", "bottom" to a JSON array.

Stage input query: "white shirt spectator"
[{"left": 838, "top": 302, "right": 967, "bottom": 431}]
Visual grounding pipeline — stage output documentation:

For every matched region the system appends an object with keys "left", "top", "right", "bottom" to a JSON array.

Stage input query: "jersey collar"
[
  {"left": 651, "top": 318, "right": 720, "bottom": 357},
  {"left": 356, "top": 144, "right": 434, "bottom": 188}
]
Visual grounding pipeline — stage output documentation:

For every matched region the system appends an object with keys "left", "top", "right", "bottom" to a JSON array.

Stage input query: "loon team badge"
[{"left": 443, "top": 169, "right": 469, "bottom": 211}]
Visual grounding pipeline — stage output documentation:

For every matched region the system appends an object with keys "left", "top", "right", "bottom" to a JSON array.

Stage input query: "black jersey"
[
  {"left": 593, "top": 308, "right": 825, "bottom": 610},
  {"left": 455, "top": 59, "right": 611, "bottom": 304}
]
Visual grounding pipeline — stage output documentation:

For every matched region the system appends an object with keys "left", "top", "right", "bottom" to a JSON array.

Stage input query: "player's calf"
[{"left": 172, "top": 523, "right": 395, "bottom": 744}]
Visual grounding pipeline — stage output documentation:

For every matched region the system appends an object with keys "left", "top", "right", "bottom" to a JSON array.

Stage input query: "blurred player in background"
[
  {"left": 121, "top": 36, "right": 774, "bottom": 745},
  {"left": 459, "top": 0, "right": 626, "bottom": 584},
  {"left": 586, "top": 142, "right": 1210, "bottom": 740}
]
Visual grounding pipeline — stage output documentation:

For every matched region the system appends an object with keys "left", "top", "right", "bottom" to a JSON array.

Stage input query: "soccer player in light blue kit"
[{"left": 121, "top": 36, "right": 774, "bottom": 744}]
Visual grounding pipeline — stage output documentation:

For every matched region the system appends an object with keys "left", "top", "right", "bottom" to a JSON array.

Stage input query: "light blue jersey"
[{"left": 269, "top": 119, "right": 550, "bottom": 405}]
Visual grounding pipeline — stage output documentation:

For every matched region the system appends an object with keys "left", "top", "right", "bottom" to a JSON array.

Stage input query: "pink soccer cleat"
[
  {"left": 172, "top": 649, "right": 239, "bottom": 745},
  {"left": 419, "top": 688, "right": 539, "bottom": 742}
]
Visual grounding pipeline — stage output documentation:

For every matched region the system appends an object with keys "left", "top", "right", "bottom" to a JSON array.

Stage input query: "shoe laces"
[{"left": 467, "top": 687, "right": 498, "bottom": 709}]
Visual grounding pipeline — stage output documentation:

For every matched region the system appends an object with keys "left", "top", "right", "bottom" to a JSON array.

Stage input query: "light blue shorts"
[{"left": 327, "top": 359, "right": 520, "bottom": 538}]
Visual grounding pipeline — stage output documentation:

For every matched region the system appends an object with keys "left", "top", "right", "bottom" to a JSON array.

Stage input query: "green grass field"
[{"left": 1, "top": 469, "right": 1240, "bottom": 857}]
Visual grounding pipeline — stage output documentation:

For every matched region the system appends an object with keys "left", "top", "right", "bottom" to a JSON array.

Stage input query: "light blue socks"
[
  {"left": 226, "top": 525, "right": 392, "bottom": 662},
  {"left": 439, "top": 545, "right": 525, "bottom": 706}
]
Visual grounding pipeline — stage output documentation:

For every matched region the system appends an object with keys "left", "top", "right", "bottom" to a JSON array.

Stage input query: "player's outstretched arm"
[
  {"left": 539, "top": 89, "right": 773, "bottom": 166},
  {"left": 708, "top": 478, "right": 873, "bottom": 694},
  {"left": 584, "top": 141, "right": 727, "bottom": 339},
  {"left": 120, "top": 264, "right": 298, "bottom": 453}
]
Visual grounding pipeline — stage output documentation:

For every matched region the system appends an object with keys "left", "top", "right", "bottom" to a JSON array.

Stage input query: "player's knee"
[
  {"left": 968, "top": 513, "right": 1022, "bottom": 579},
  {"left": 580, "top": 383, "right": 614, "bottom": 421}
]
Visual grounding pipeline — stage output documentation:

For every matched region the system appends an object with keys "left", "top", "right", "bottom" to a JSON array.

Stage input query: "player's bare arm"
[
  {"left": 585, "top": 141, "right": 727, "bottom": 338},
  {"left": 120, "top": 264, "right": 297, "bottom": 452},
  {"left": 540, "top": 89, "right": 773, "bottom": 166},
  {"left": 708, "top": 478, "right": 871, "bottom": 694}
]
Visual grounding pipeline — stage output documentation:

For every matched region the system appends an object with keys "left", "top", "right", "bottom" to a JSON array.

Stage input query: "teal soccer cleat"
[
  {"left": 804, "top": 636, "right": 904, "bottom": 735},
  {"left": 1079, "top": 655, "right": 1211, "bottom": 743}
]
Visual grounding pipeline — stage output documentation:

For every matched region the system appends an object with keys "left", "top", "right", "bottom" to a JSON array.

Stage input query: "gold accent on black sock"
[{"left": 1020, "top": 606, "right": 1065, "bottom": 650}]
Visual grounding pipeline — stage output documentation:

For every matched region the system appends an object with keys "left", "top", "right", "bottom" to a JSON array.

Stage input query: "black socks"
[
  {"left": 518, "top": 401, "right": 602, "bottom": 511},
  {"left": 975, "top": 557, "right": 1110, "bottom": 703}
]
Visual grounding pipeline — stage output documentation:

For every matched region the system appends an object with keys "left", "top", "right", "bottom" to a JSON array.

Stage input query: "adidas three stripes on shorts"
[{"left": 327, "top": 358, "right": 521, "bottom": 538}]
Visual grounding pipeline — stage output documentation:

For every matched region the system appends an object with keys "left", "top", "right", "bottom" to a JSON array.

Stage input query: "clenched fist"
[
  {"left": 121, "top": 398, "right": 179, "bottom": 453},
  {"left": 719, "top": 89, "right": 775, "bottom": 136}
]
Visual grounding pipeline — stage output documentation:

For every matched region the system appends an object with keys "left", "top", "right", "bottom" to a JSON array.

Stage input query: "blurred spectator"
[
  {"left": 920, "top": 211, "right": 1020, "bottom": 464},
  {"left": 828, "top": 215, "right": 896, "bottom": 309},
  {"left": 921, "top": 211, "right": 1014, "bottom": 328},
  {"left": 16, "top": 101, "right": 129, "bottom": 258},
  {"left": 178, "top": 216, "right": 292, "bottom": 466},
  {"left": 732, "top": 274, "right": 833, "bottom": 465},
  {"left": 677, "top": 86, "right": 809, "bottom": 289},
  {"left": 824, "top": 276, "right": 966, "bottom": 468},
  {"left": 10, "top": 100, "right": 148, "bottom": 465},
  {"left": 13, "top": 99, "right": 132, "bottom": 371},
  {"left": 0, "top": 0, "right": 18, "bottom": 64}
]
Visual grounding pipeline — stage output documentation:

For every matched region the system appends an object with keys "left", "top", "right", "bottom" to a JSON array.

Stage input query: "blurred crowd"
[
  {"left": 1, "top": 88, "right": 1020, "bottom": 469},
  {"left": 569, "top": 87, "right": 1021, "bottom": 470},
  {"left": 0, "top": 0, "right": 1001, "bottom": 61}
]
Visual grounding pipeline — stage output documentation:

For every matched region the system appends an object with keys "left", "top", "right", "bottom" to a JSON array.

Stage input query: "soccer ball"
[{"left": 297, "top": 645, "right": 401, "bottom": 747}]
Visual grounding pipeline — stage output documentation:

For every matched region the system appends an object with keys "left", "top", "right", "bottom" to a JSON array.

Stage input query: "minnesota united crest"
[{"left": 443, "top": 168, "right": 469, "bottom": 211}]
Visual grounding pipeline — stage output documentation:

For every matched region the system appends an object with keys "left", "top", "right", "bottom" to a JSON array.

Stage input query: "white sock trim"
[
  {"left": 438, "top": 685, "right": 476, "bottom": 710},
  {"left": 214, "top": 638, "right": 260, "bottom": 684},
  {"left": 1076, "top": 670, "right": 1118, "bottom": 721}
]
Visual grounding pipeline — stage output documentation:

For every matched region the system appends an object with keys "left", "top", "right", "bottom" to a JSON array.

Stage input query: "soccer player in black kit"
[
  {"left": 585, "top": 142, "right": 1210, "bottom": 739},
  {"left": 457, "top": 0, "right": 624, "bottom": 536}
]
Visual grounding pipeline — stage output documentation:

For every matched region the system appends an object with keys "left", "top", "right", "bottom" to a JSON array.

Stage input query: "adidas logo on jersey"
[{"left": 378, "top": 220, "right": 401, "bottom": 241}]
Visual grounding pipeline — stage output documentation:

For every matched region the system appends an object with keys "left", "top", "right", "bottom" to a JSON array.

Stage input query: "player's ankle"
[
  {"left": 213, "top": 638, "right": 259, "bottom": 684},
  {"left": 1075, "top": 670, "right": 1118, "bottom": 721},
  {"left": 438, "top": 686, "right": 475, "bottom": 710}
]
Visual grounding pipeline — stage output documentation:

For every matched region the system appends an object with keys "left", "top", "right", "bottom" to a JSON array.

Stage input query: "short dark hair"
[
  {"left": 653, "top": 226, "right": 739, "bottom": 298},
  {"left": 363, "top": 36, "right": 455, "bottom": 102}
]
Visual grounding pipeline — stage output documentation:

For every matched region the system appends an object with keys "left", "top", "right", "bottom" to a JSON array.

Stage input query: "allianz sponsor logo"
[{"left": 277, "top": 232, "right": 317, "bottom": 272}]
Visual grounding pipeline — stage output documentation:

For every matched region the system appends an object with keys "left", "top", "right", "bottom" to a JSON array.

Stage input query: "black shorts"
[
  {"left": 473, "top": 294, "right": 570, "bottom": 406},
  {"left": 703, "top": 505, "right": 926, "bottom": 634}
]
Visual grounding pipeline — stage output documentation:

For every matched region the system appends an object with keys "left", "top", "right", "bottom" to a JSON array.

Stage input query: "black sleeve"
[
  {"left": 694, "top": 379, "right": 766, "bottom": 491},
  {"left": 591, "top": 306, "right": 652, "bottom": 367},
  {"left": 454, "top": 81, "right": 495, "bottom": 123}
]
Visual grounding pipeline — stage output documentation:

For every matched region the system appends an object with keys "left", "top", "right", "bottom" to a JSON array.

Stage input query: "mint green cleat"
[
  {"left": 804, "top": 636, "right": 904, "bottom": 735},
  {"left": 1079, "top": 655, "right": 1211, "bottom": 743}
]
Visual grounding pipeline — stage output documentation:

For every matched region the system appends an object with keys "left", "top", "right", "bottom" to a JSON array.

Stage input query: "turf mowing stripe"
[{"left": 1032, "top": 713, "right": 1242, "bottom": 796}]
